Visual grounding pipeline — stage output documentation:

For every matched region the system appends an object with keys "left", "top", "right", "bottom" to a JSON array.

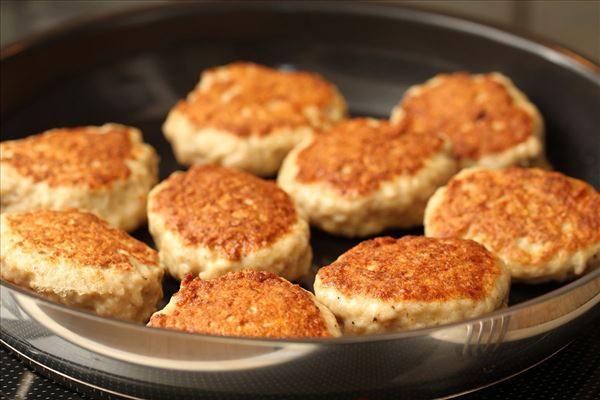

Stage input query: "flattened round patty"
[
  {"left": 425, "top": 167, "right": 600, "bottom": 282},
  {"left": 0, "top": 209, "right": 164, "bottom": 322},
  {"left": 163, "top": 62, "right": 347, "bottom": 176},
  {"left": 391, "top": 72, "right": 544, "bottom": 169},
  {"left": 148, "top": 164, "right": 312, "bottom": 281},
  {"left": 314, "top": 236, "right": 510, "bottom": 334},
  {"left": 278, "top": 118, "right": 456, "bottom": 236},
  {"left": 148, "top": 270, "right": 340, "bottom": 338},
  {"left": 0, "top": 123, "right": 158, "bottom": 231}
]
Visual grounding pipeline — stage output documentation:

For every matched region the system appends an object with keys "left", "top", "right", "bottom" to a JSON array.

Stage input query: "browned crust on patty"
[
  {"left": 0, "top": 126, "right": 136, "bottom": 188},
  {"left": 3, "top": 209, "right": 158, "bottom": 271},
  {"left": 294, "top": 118, "right": 445, "bottom": 196},
  {"left": 148, "top": 270, "right": 332, "bottom": 337},
  {"left": 398, "top": 73, "right": 533, "bottom": 161},
  {"left": 427, "top": 167, "right": 600, "bottom": 266},
  {"left": 150, "top": 165, "right": 297, "bottom": 260},
  {"left": 317, "top": 236, "right": 501, "bottom": 302},
  {"left": 175, "top": 62, "right": 342, "bottom": 137}
]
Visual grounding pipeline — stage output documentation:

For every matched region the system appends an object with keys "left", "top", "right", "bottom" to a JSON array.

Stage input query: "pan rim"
[
  {"left": 2, "top": 266, "right": 599, "bottom": 345},
  {"left": 1, "top": 1, "right": 599, "bottom": 75}
]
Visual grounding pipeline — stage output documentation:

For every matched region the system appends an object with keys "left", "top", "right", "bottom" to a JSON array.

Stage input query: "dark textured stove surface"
[{"left": 2, "top": 320, "right": 599, "bottom": 400}]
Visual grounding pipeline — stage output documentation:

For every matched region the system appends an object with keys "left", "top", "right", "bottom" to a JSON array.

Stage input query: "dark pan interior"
[{"left": 1, "top": 3, "right": 598, "bottom": 308}]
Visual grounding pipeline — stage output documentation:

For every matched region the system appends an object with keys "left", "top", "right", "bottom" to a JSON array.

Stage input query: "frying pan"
[{"left": 1, "top": 2, "right": 599, "bottom": 399}]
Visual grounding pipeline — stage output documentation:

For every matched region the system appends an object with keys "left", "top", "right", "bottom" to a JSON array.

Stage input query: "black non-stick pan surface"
[{"left": 1, "top": 2, "right": 599, "bottom": 399}]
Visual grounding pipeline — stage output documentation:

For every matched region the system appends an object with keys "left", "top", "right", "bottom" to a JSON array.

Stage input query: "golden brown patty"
[
  {"left": 5, "top": 209, "right": 157, "bottom": 270},
  {"left": 395, "top": 72, "right": 538, "bottom": 162},
  {"left": 176, "top": 62, "right": 343, "bottom": 137},
  {"left": 317, "top": 236, "right": 501, "bottom": 302},
  {"left": 0, "top": 124, "right": 159, "bottom": 231},
  {"left": 0, "top": 209, "right": 163, "bottom": 322},
  {"left": 149, "top": 164, "right": 297, "bottom": 261},
  {"left": 0, "top": 126, "right": 136, "bottom": 188},
  {"left": 314, "top": 235, "right": 509, "bottom": 333},
  {"left": 148, "top": 270, "right": 339, "bottom": 338},
  {"left": 293, "top": 118, "right": 446, "bottom": 196},
  {"left": 425, "top": 167, "right": 600, "bottom": 269}
]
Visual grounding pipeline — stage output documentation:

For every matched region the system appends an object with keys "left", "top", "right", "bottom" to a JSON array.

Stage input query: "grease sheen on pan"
[
  {"left": 278, "top": 118, "right": 457, "bottom": 237},
  {"left": 424, "top": 167, "right": 600, "bottom": 282},
  {"left": 391, "top": 72, "right": 545, "bottom": 169},
  {"left": 314, "top": 236, "right": 510, "bottom": 334},
  {"left": 163, "top": 62, "right": 347, "bottom": 176},
  {"left": 0, "top": 209, "right": 164, "bottom": 323},
  {"left": 0, "top": 123, "right": 158, "bottom": 231},
  {"left": 147, "top": 164, "right": 312, "bottom": 281},
  {"left": 148, "top": 270, "right": 341, "bottom": 338}
]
